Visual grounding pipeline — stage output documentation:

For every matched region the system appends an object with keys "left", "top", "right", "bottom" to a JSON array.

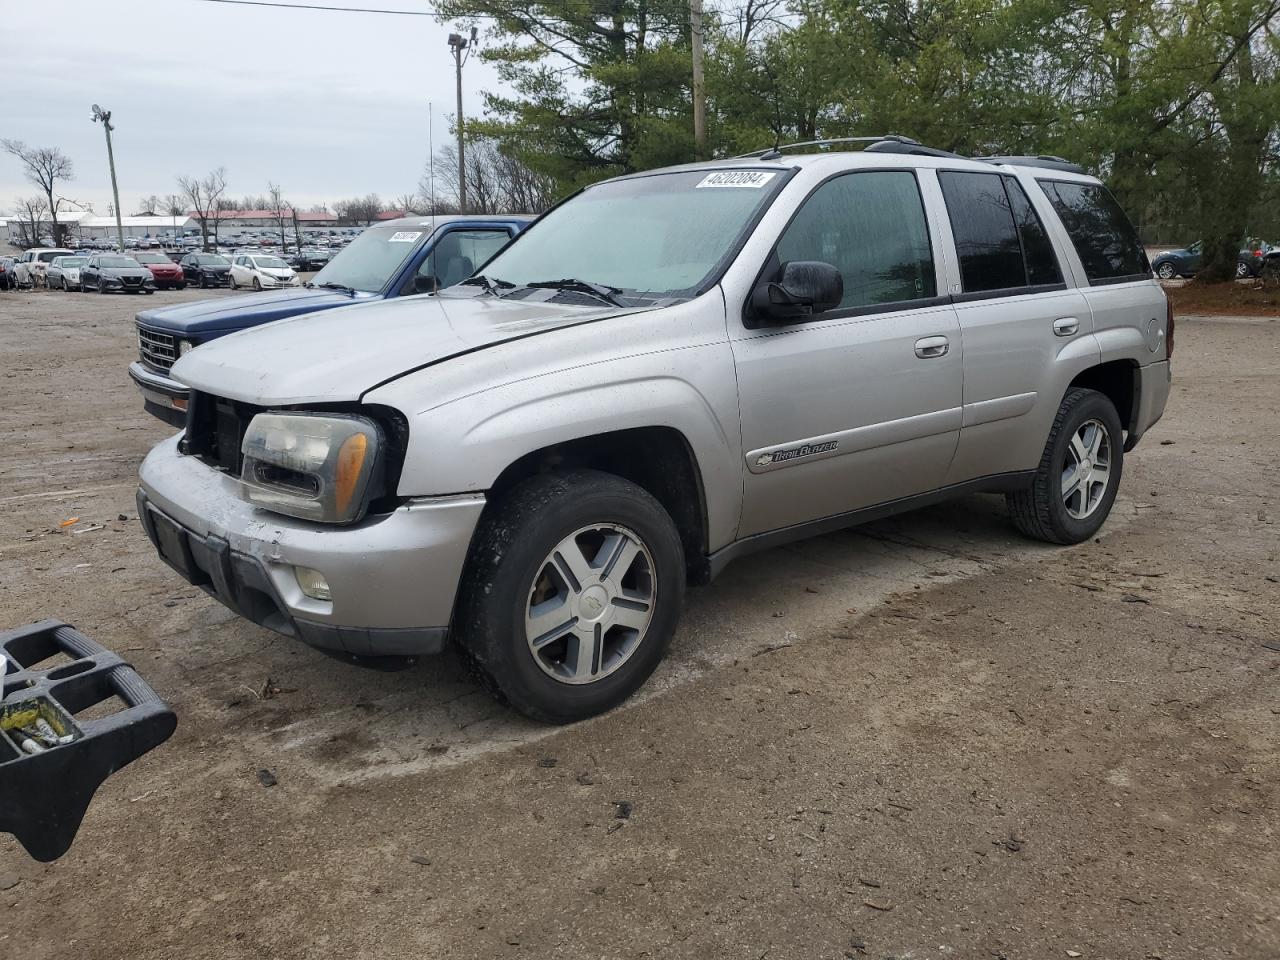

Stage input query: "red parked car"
[{"left": 134, "top": 252, "right": 186, "bottom": 290}]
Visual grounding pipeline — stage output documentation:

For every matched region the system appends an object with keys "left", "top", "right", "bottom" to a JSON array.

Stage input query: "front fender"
[{"left": 365, "top": 297, "right": 744, "bottom": 550}]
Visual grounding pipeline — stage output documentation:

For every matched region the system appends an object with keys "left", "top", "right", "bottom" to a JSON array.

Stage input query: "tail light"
[{"left": 1165, "top": 297, "right": 1175, "bottom": 360}]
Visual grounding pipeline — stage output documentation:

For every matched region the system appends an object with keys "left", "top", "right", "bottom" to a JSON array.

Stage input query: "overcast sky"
[{"left": 4, "top": 0, "right": 504, "bottom": 216}]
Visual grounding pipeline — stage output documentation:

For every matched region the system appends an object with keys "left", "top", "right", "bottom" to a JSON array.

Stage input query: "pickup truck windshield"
[
  {"left": 310, "top": 224, "right": 426, "bottom": 293},
  {"left": 481, "top": 169, "right": 784, "bottom": 299}
]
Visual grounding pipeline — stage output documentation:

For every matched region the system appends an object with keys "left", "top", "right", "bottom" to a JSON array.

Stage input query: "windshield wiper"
[
  {"left": 316, "top": 281, "right": 357, "bottom": 296},
  {"left": 524, "top": 278, "right": 626, "bottom": 307},
  {"left": 460, "top": 274, "right": 515, "bottom": 297}
]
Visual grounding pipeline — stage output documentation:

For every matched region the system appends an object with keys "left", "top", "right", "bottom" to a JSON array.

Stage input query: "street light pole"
[
  {"left": 447, "top": 28, "right": 477, "bottom": 212},
  {"left": 91, "top": 104, "right": 125, "bottom": 252}
]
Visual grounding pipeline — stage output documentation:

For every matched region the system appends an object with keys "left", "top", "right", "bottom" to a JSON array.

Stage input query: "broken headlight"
[{"left": 239, "top": 412, "right": 383, "bottom": 524}]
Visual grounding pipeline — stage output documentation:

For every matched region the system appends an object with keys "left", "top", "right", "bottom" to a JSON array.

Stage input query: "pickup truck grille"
[{"left": 137, "top": 327, "right": 177, "bottom": 371}]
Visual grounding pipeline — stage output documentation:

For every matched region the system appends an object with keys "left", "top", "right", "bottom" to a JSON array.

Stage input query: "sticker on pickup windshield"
[
  {"left": 388, "top": 231, "right": 423, "bottom": 243},
  {"left": 695, "top": 171, "right": 777, "bottom": 189}
]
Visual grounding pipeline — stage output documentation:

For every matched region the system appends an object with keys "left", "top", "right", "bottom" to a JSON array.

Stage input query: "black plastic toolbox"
[{"left": 0, "top": 620, "right": 176, "bottom": 861}]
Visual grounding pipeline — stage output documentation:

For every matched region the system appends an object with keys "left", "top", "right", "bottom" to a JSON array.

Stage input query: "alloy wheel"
[
  {"left": 1061, "top": 418, "right": 1112, "bottom": 520},
  {"left": 524, "top": 523, "right": 656, "bottom": 685}
]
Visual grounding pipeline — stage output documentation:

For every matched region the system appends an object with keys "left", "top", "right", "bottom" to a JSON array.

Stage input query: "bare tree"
[
  {"left": 177, "top": 167, "right": 228, "bottom": 251},
  {"left": 12, "top": 195, "right": 49, "bottom": 248},
  {"left": 333, "top": 194, "right": 383, "bottom": 225},
  {"left": 2, "top": 141, "right": 74, "bottom": 245},
  {"left": 392, "top": 192, "right": 425, "bottom": 216},
  {"left": 267, "top": 182, "right": 291, "bottom": 249},
  {"left": 136, "top": 194, "right": 161, "bottom": 216},
  {"left": 424, "top": 140, "right": 557, "bottom": 215}
]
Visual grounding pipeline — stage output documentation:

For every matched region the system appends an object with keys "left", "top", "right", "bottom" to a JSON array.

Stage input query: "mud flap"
[{"left": 0, "top": 620, "right": 176, "bottom": 862}]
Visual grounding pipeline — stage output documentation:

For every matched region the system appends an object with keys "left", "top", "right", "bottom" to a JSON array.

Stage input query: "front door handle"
[
  {"left": 914, "top": 335, "right": 950, "bottom": 359},
  {"left": 1053, "top": 316, "right": 1080, "bottom": 337}
]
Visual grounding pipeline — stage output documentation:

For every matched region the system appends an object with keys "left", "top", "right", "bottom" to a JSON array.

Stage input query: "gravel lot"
[{"left": 0, "top": 286, "right": 1276, "bottom": 959}]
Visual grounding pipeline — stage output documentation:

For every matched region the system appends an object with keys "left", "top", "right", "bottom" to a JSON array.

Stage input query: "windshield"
[
  {"left": 57, "top": 257, "right": 87, "bottom": 267},
  {"left": 197, "top": 255, "right": 229, "bottom": 265},
  {"left": 310, "top": 224, "right": 426, "bottom": 293},
  {"left": 481, "top": 169, "right": 783, "bottom": 298},
  {"left": 37, "top": 251, "right": 72, "bottom": 263},
  {"left": 135, "top": 253, "right": 168, "bottom": 264},
  {"left": 100, "top": 256, "right": 141, "bottom": 268},
  {"left": 254, "top": 256, "right": 289, "bottom": 269}
]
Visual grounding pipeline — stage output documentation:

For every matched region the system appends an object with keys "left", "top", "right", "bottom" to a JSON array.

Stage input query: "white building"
[{"left": 2, "top": 211, "right": 195, "bottom": 245}]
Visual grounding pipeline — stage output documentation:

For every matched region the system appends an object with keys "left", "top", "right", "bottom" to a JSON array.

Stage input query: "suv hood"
[
  {"left": 170, "top": 292, "right": 649, "bottom": 406},
  {"left": 136, "top": 286, "right": 378, "bottom": 334}
]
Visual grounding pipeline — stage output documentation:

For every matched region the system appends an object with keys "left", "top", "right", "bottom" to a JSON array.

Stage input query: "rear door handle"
[
  {"left": 914, "top": 335, "right": 949, "bottom": 359},
  {"left": 1053, "top": 316, "right": 1080, "bottom": 337}
]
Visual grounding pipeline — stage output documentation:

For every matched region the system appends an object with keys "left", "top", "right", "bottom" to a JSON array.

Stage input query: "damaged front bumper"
[{"left": 137, "top": 435, "right": 484, "bottom": 659}]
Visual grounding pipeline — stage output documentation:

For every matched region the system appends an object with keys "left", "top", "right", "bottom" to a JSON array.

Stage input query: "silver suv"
[{"left": 136, "top": 139, "right": 1172, "bottom": 722}]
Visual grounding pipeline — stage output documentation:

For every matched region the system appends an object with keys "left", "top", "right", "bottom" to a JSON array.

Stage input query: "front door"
[{"left": 730, "top": 169, "right": 963, "bottom": 537}]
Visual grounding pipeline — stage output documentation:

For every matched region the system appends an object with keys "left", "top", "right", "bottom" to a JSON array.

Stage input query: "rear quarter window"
[{"left": 1038, "top": 180, "right": 1149, "bottom": 283}]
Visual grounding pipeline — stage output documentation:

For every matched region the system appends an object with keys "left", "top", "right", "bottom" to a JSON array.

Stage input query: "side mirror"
[
  {"left": 751, "top": 261, "right": 843, "bottom": 321},
  {"left": 413, "top": 274, "right": 438, "bottom": 295}
]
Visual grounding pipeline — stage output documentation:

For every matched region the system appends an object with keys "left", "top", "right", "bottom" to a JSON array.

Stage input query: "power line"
[
  {"left": 181, "top": 0, "right": 439, "bottom": 15},
  {"left": 178, "top": 0, "right": 763, "bottom": 26}
]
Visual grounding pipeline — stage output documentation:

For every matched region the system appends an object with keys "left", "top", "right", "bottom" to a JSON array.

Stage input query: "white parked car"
[
  {"left": 14, "top": 248, "right": 75, "bottom": 287},
  {"left": 229, "top": 253, "right": 298, "bottom": 290},
  {"left": 47, "top": 255, "right": 89, "bottom": 291}
]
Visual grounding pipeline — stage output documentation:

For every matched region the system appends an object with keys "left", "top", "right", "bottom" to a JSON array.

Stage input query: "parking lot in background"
[{"left": 0, "top": 287, "right": 1276, "bottom": 959}]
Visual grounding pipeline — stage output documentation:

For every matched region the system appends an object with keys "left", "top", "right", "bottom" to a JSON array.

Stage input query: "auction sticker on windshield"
[
  {"left": 389, "top": 232, "right": 423, "bottom": 243},
  {"left": 696, "top": 171, "right": 777, "bottom": 189}
]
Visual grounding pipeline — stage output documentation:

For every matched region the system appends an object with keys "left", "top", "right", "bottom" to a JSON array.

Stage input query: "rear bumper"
[
  {"left": 137, "top": 435, "right": 485, "bottom": 657},
  {"left": 1126, "top": 359, "right": 1172, "bottom": 451}
]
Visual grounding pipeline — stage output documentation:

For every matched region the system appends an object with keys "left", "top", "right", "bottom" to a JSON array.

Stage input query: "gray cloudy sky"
[{"left": 4, "top": 0, "right": 503, "bottom": 215}]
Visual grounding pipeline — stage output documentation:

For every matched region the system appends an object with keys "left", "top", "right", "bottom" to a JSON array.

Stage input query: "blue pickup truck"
[{"left": 129, "top": 214, "right": 531, "bottom": 425}]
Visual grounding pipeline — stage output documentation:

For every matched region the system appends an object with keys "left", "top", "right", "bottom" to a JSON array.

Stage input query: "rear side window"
[
  {"left": 1038, "top": 180, "right": 1148, "bottom": 283},
  {"left": 939, "top": 171, "right": 1063, "bottom": 293},
  {"left": 775, "top": 170, "right": 936, "bottom": 311}
]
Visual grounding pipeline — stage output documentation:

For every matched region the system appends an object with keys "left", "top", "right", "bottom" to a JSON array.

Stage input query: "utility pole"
[
  {"left": 91, "top": 104, "right": 125, "bottom": 252},
  {"left": 690, "top": 0, "right": 707, "bottom": 159},
  {"left": 447, "top": 27, "right": 476, "bottom": 212}
]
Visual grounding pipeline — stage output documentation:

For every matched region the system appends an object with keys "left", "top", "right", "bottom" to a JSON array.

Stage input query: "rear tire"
[
  {"left": 453, "top": 470, "right": 686, "bottom": 724},
  {"left": 1007, "top": 388, "right": 1124, "bottom": 545}
]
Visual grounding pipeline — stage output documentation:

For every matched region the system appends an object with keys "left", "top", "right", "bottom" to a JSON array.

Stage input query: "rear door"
[
  {"left": 731, "top": 169, "right": 963, "bottom": 536},
  {"left": 932, "top": 169, "right": 1094, "bottom": 483}
]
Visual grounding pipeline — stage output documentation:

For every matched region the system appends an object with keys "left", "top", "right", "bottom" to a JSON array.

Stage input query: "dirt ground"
[
  {"left": 1165, "top": 278, "right": 1280, "bottom": 317},
  {"left": 0, "top": 286, "right": 1276, "bottom": 960}
]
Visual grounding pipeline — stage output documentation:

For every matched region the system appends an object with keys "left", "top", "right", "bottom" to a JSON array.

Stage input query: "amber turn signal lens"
[{"left": 334, "top": 433, "right": 369, "bottom": 515}]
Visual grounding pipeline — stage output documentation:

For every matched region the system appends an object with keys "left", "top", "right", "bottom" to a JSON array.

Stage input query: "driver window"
[
  {"left": 775, "top": 171, "right": 936, "bottom": 311},
  {"left": 412, "top": 229, "right": 512, "bottom": 293}
]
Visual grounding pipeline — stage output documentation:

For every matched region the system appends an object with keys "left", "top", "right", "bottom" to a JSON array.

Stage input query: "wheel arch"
[
  {"left": 484, "top": 426, "right": 712, "bottom": 585},
  {"left": 1067, "top": 359, "right": 1137, "bottom": 434}
]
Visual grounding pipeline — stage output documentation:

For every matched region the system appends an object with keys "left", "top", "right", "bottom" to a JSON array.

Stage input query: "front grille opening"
[{"left": 182, "top": 392, "right": 262, "bottom": 474}]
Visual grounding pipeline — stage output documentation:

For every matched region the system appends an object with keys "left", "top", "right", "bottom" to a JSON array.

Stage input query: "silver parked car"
[
  {"left": 46, "top": 255, "right": 88, "bottom": 291},
  {"left": 137, "top": 139, "right": 1172, "bottom": 722}
]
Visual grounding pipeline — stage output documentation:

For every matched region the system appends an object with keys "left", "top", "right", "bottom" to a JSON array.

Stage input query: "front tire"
[
  {"left": 252, "top": 277, "right": 262, "bottom": 291},
  {"left": 1007, "top": 388, "right": 1124, "bottom": 545},
  {"left": 454, "top": 470, "right": 686, "bottom": 723},
  {"left": 1155, "top": 261, "right": 1177, "bottom": 280},
  {"left": 1236, "top": 260, "right": 1250, "bottom": 279}
]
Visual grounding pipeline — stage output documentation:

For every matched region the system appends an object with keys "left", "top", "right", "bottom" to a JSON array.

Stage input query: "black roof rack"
[
  {"left": 863, "top": 139, "right": 966, "bottom": 160},
  {"left": 735, "top": 135, "right": 930, "bottom": 161},
  {"left": 976, "top": 155, "right": 1087, "bottom": 175}
]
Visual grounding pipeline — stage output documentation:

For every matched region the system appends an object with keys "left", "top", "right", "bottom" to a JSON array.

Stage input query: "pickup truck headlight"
[{"left": 239, "top": 413, "right": 383, "bottom": 523}]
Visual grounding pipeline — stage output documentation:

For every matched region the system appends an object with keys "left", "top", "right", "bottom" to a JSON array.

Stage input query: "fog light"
[{"left": 295, "top": 566, "right": 331, "bottom": 601}]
